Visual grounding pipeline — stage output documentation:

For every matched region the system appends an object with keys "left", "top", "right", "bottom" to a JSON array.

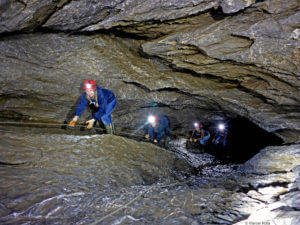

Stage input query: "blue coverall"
[
  {"left": 75, "top": 87, "right": 117, "bottom": 126},
  {"left": 213, "top": 130, "right": 228, "bottom": 147},
  {"left": 147, "top": 115, "right": 170, "bottom": 142},
  {"left": 191, "top": 128, "right": 210, "bottom": 145}
]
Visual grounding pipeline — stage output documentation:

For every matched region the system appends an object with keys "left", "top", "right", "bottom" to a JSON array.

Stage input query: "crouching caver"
[
  {"left": 189, "top": 122, "right": 210, "bottom": 145},
  {"left": 212, "top": 123, "right": 228, "bottom": 147},
  {"left": 145, "top": 115, "right": 170, "bottom": 145},
  {"left": 68, "top": 80, "right": 117, "bottom": 134}
]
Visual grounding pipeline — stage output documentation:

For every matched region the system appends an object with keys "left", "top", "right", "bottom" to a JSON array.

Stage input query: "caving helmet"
[
  {"left": 83, "top": 80, "right": 97, "bottom": 90},
  {"left": 194, "top": 122, "right": 202, "bottom": 128}
]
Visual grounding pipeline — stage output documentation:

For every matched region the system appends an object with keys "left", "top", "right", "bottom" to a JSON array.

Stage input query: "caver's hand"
[
  {"left": 68, "top": 116, "right": 79, "bottom": 127},
  {"left": 85, "top": 119, "right": 95, "bottom": 129}
]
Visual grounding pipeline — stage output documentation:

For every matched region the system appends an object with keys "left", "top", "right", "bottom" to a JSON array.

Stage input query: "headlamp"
[
  {"left": 148, "top": 115, "right": 155, "bottom": 124},
  {"left": 86, "top": 83, "right": 92, "bottom": 89},
  {"left": 194, "top": 122, "right": 199, "bottom": 128},
  {"left": 218, "top": 123, "right": 225, "bottom": 131}
]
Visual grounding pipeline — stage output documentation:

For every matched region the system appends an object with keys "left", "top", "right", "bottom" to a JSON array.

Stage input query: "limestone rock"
[
  {"left": 253, "top": 0, "right": 300, "bottom": 14},
  {"left": 241, "top": 144, "right": 300, "bottom": 174},
  {"left": 44, "top": 0, "right": 220, "bottom": 31},
  {"left": 141, "top": 6, "right": 300, "bottom": 135},
  {"left": 0, "top": 30, "right": 299, "bottom": 142},
  {"left": 0, "top": 0, "right": 299, "bottom": 142},
  {"left": 221, "top": 0, "right": 256, "bottom": 14},
  {"left": 0, "top": 33, "right": 230, "bottom": 132},
  {"left": 0, "top": 1, "right": 300, "bottom": 224},
  {"left": 0, "top": 0, "right": 69, "bottom": 33}
]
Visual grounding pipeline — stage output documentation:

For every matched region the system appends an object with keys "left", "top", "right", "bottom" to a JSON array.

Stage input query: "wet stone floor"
[{"left": 0, "top": 125, "right": 278, "bottom": 224}]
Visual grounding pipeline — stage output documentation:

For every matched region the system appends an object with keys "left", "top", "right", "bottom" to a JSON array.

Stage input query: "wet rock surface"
[
  {"left": 236, "top": 144, "right": 300, "bottom": 225},
  {"left": 0, "top": 126, "right": 299, "bottom": 224},
  {"left": 0, "top": 0, "right": 300, "bottom": 224}
]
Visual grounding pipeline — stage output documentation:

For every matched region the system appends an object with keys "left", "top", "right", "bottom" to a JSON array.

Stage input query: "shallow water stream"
[{"left": 0, "top": 126, "right": 253, "bottom": 224}]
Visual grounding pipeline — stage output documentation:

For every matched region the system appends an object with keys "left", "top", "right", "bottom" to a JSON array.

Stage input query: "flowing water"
[{"left": 0, "top": 125, "right": 245, "bottom": 225}]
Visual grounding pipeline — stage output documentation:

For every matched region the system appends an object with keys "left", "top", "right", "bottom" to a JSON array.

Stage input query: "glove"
[
  {"left": 145, "top": 134, "right": 150, "bottom": 139},
  {"left": 68, "top": 116, "right": 78, "bottom": 127},
  {"left": 153, "top": 139, "right": 158, "bottom": 143},
  {"left": 85, "top": 119, "right": 95, "bottom": 129},
  {"left": 189, "top": 138, "right": 193, "bottom": 142},
  {"left": 193, "top": 139, "right": 197, "bottom": 142}
]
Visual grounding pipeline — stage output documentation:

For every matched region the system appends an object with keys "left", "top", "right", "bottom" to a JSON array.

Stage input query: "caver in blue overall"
[
  {"left": 146, "top": 115, "right": 170, "bottom": 143},
  {"left": 75, "top": 86, "right": 117, "bottom": 133},
  {"left": 191, "top": 128, "right": 210, "bottom": 145},
  {"left": 213, "top": 130, "right": 228, "bottom": 147}
]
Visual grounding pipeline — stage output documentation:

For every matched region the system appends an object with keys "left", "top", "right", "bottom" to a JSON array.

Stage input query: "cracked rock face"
[
  {"left": 0, "top": 0, "right": 299, "bottom": 142},
  {"left": 142, "top": 7, "right": 300, "bottom": 133},
  {"left": 237, "top": 144, "right": 300, "bottom": 225},
  {"left": 0, "top": 0, "right": 300, "bottom": 224},
  {"left": 0, "top": 0, "right": 69, "bottom": 33}
]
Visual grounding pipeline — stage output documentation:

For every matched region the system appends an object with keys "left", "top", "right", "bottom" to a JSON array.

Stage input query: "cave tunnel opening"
[
  {"left": 129, "top": 104, "right": 284, "bottom": 164},
  {"left": 207, "top": 116, "right": 283, "bottom": 163}
]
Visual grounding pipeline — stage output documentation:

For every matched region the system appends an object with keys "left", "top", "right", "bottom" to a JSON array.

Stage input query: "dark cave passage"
[{"left": 206, "top": 117, "right": 284, "bottom": 163}]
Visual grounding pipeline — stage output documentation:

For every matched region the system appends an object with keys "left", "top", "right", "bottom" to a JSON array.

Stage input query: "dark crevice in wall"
[
  {"left": 110, "top": 28, "right": 153, "bottom": 40},
  {"left": 256, "top": 181, "right": 290, "bottom": 189},
  {"left": 238, "top": 182, "right": 290, "bottom": 197},
  {"left": 0, "top": 30, "right": 31, "bottom": 39},
  {"left": 218, "top": 116, "right": 283, "bottom": 163},
  {"left": 209, "top": 6, "right": 229, "bottom": 20},
  {"left": 122, "top": 80, "right": 152, "bottom": 93},
  {"left": 15, "top": 0, "right": 27, "bottom": 8}
]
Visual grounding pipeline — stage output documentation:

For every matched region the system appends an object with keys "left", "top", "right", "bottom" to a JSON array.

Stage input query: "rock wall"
[
  {"left": 0, "top": 1, "right": 299, "bottom": 224},
  {"left": 0, "top": 0, "right": 299, "bottom": 142},
  {"left": 237, "top": 144, "right": 300, "bottom": 225}
]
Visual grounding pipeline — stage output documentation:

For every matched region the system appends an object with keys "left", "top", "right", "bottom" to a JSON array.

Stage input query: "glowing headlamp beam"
[
  {"left": 218, "top": 123, "right": 225, "bottom": 131},
  {"left": 148, "top": 115, "right": 155, "bottom": 124},
  {"left": 132, "top": 115, "right": 155, "bottom": 135},
  {"left": 86, "top": 83, "right": 92, "bottom": 89}
]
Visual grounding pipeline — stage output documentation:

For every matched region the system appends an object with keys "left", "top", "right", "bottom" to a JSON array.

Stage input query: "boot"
[{"left": 105, "top": 124, "right": 114, "bottom": 134}]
